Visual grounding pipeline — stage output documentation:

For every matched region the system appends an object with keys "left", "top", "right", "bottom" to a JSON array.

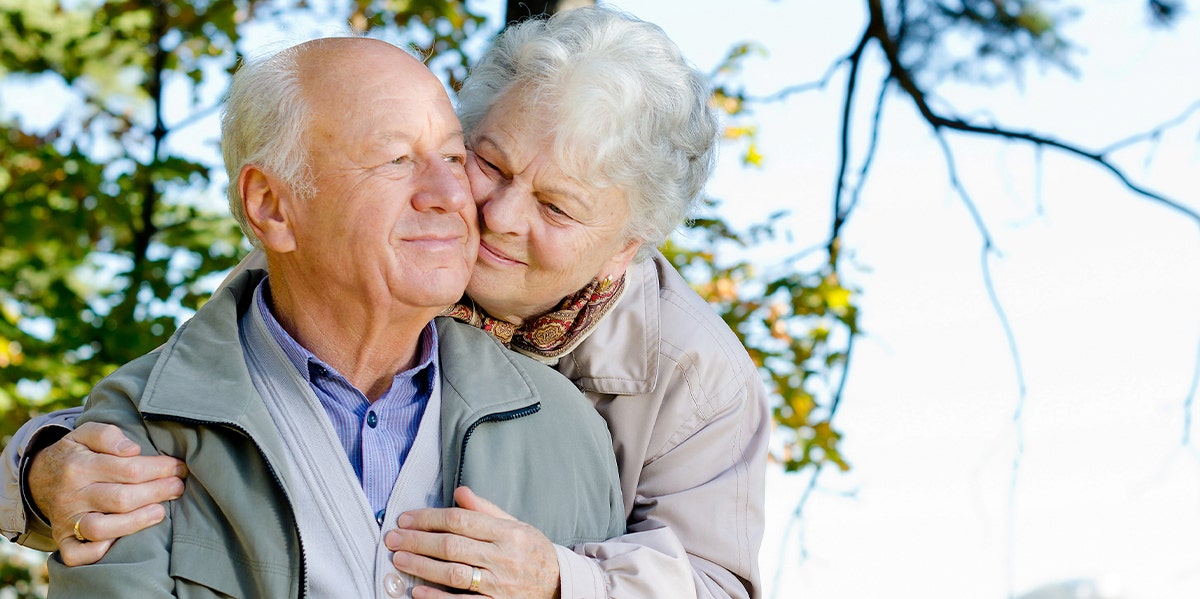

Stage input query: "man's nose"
[{"left": 413, "top": 159, "right": 470, "bottom": 213}]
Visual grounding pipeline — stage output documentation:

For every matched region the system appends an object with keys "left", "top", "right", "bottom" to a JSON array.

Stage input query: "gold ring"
[
  {"left": 468, "top": 566, "right": 482, "bottom": 593},
  {"left": 72, "top": 515, "right": 89, "bottom": 543}
]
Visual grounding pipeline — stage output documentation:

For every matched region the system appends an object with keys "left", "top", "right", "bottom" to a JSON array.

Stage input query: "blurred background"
[{"left": 1, "top": 1, "right": 1198, "bottom": 597}]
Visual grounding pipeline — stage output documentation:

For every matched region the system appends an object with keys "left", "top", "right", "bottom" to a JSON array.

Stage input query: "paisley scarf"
[{"left": 441, "top": 274, "right": 627, "bottom": 363}]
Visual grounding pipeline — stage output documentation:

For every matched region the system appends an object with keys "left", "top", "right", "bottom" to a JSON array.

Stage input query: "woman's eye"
[
  {"left": 544, "top": 203, "right": 568, "bottom": 217},
  {"left": 477, "top": 156, "right": 501, "bottom": 173},
  {"left": 391, "top": 156, "right": 410, "bottom": 165},
  {"left": 444, "top": 154, "right": 465, "bottom": 165}
]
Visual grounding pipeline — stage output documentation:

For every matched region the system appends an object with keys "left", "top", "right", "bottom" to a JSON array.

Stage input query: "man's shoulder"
[
  {"left": 89, "top": 350, "right": 165, "bottom": 401},
  {"left": 435, "top": 317, "right": 578, "bottom": 393}
]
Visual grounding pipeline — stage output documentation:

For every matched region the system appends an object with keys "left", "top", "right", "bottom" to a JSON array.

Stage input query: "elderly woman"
[{"left": 3, "top": 6, "right": 769, "bottom": 599}]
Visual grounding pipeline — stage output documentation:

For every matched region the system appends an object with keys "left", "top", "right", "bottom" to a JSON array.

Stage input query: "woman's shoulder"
[{"left": 646, "top": 254, "right": 755, "bottom": 368}]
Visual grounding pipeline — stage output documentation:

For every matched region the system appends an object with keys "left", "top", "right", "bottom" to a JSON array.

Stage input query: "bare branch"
[
  {"left": 868, "top": 0, "right": 1200, "bottom": 229},
  {"left": 166, "top": 102, "right": 223, "bottom": 136},
  {"left": 830, "top": 25, "right": 877, "bottom": 255},
  {"left": 827, "top": 330, "right": 857, "bottom": 423},
  {"left": 932, "top": 132, "right": 1028, "bottom": 399},
  {"left": 746, "top": 56, "right": 849, "bottom": 104},
  {"left": 932, "top": 134, "right": 996, "bottom": 247},
  {"left": 841, "top": 78, "right": 891, "bottom": 223},
  {"left": 1185, "top": 336, "right": 1200, "bottom": 445},
  {"left": 1006, "top": 407, "right": 1024, "bottom": 599},
  {"left": 768, "top": 464, "right": 823, "bottom": 599},
  {"left": 935, "top": 130, "right": 1031, "bottom": 599},
  {"left": 1101, "top": 99, "right": 1200, "bottom": 154}
]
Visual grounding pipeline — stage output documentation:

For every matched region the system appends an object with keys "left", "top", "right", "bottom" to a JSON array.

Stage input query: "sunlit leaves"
[
  {"left": 0, "top": 0, "right": 249, "bottom": 445},
  {"left": 663, "top": 203, "right": 859, "bottom": 473},
  {"left": 348, "top": 0, "right": 488, "bottom": 91},
  {"left": 710, "top": 42, "right": 767, "bottom": 168}
]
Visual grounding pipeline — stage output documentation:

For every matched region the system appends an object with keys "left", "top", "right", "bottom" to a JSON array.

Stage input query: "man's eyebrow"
[
  {"left": 374, "top": 130, "right": 465, "bottom": 146},
  {"left": 374, "top": 130, "right": 414, "bottom": 146},
  {"left": 442, "top": 129, "right": 466, "bottom": 147}
]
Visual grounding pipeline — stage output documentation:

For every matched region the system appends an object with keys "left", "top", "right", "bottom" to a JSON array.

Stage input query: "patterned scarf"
[{"left": 441, "top": 274, "right": 627, "bottom": 363}]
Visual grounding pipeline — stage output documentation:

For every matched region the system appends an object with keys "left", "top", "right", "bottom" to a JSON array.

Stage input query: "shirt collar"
[{"left": 252, "top": 277, "right": 439, "bottom": 386}]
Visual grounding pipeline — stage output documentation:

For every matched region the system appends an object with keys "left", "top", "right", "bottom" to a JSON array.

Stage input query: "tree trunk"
[{"left": 505, "top": 0, "right": 595, "bottom": 26}]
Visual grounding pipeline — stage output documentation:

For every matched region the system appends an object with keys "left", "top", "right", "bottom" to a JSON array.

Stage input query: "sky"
[
  {"left": 613, "top": 1, "right": 1200, "bottom": 598},
  {"left": 4, "top": 1, "right": 1200, "bottom": 597}
]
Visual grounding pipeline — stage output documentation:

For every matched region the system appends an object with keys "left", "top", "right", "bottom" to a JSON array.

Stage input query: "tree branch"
[
  {"left": 1185, "top": 335, "right": 1200, "bottom": 445},
  {"left": 1100, "top": 99, "right": 1200, "bottom": 155},
  {"left": 132, "top": 0, "right": 170, "bottom": 272},
  {"left": 869, "top": 0, "right": 1200, "bottom": 229},
  {"left": 841, "top": 77, "right": 891, "bottom": 225},
  {"left": 830, "top": 25, "right": 877, "bottom": 256},
  {"left": 746, "top": 57, "right": 848, "bottom": 104}
]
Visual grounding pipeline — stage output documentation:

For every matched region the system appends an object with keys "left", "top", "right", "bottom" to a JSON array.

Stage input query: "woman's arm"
[
  {"left": 45, "top": 356, "right": 178, "bottom": 597},
  {"left": 560, "top": 373, "right": 770, "bottom": 598}
]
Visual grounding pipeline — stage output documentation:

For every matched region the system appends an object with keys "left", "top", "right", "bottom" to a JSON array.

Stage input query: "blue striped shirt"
[{"left": 253, "top": 279, "right": 437, "bottom": 523}]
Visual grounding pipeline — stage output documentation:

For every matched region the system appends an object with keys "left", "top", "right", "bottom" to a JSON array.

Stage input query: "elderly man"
[{"left": 30, "top": 36, "right": 623, "bottom": 597}]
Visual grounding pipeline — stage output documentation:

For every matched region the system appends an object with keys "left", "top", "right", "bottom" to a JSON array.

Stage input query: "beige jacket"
[{"left": 554, "top": 251, "right": 769, "bottom": 599}]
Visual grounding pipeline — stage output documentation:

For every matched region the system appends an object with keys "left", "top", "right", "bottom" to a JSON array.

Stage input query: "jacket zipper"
[
  {"left": 455, "top": 403, "right": 541, "bottom": 489},
  {"left": 144, "top": 414, "right": 309, "bottom": 599}
]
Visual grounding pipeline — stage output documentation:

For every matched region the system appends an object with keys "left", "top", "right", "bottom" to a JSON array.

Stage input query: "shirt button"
[
  {"left": 383, "top": 572, "right": 406, "bottom": 598},
  {"left": 367, "top": 411, "right": 378, "bottom": 428}
]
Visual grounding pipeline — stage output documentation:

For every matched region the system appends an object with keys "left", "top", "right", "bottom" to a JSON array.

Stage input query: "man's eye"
[
  {"left": 544, "top": 203, "right": 568, "bottom": 217},
  {"left": 445, "top": 155, "right": 466, "bottom": 165},
  {"left": 391, "top": 156, "right": 410, "bottom": 165}
]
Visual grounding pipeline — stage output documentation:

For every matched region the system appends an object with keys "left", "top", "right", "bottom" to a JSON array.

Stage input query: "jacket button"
[{"left": 383, "top": 572, "right": 406, "bottom": 597}]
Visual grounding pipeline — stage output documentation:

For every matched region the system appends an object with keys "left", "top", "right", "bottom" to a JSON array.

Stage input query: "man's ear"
[{"left": 240, "top": 165, "right": 297, "bottom": 253}]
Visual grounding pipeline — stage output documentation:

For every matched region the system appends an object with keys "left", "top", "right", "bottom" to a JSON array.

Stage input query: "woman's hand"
[
  {"left": 30, "top": 422, "right": 186, "bottom": 565},
  {"left": 386, "top": 486, "right": 560, "bottom": 599}
]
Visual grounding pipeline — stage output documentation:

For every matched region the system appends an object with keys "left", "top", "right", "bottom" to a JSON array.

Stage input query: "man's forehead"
[{"left": 294, "top": 39, "right": 436, "bottom": 95}]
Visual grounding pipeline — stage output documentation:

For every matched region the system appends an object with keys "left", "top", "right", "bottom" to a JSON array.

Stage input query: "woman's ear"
[
  {"left": 600, "top": 238, "right": 641, "bottom": 280},
  {"left": 240, "top": 164, "right": 297, "bottom": 253}
]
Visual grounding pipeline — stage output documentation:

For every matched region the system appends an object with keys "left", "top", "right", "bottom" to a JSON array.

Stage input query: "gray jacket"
[{"left": 46, "top": 269, "right": 624, "bottom": 598}]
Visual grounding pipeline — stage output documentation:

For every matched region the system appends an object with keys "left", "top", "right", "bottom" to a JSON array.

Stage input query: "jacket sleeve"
[
  {"left": 2, "top": 407, "right": 82, "bottom": 550},
  {"left": 558, "top": 363, "right": 770, "bottom": 599},
  {"left": 46, "top": 357, "right": 176, "bottom": 598}
]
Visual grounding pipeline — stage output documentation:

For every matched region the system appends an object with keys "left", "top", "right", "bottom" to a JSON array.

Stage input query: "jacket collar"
[
  {"left": 433, "top": 316, "right": 544, "bottom": 417},
  {"left": 136, "top": 269, "right": 281, "bottom": 434},
  {"left": 139, "top": 269, "right": 542, "bottom": 423},
  {"left": 555, "top": 252, "right": 664, "bottom": 396}
]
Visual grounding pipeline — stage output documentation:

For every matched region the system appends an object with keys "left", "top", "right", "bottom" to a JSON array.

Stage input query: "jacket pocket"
[{"left": 169, "top": 533, "right": 294, "bottom": 598}]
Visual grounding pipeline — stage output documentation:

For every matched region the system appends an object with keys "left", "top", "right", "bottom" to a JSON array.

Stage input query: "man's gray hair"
[
  {"left": 220, "top": 43, "right": 317, "bottom": 248},
  {"left": 457, "top": 6, "right": 719, "bottom": 260}
]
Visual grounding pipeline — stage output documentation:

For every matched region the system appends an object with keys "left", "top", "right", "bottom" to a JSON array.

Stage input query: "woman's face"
[{"left": 464, "top": 93, "right": 640, "bottom": 324}]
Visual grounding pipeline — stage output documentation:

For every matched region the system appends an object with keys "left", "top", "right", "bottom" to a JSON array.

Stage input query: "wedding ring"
[
  {"left": 468, "top": 566, "right": 482, "bottom": 593},
  {"left": 73, "top": 515, "right": 89, "bottom": 543}
]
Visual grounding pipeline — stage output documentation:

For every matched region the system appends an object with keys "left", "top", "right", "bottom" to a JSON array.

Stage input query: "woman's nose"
[{"left": 477, "top": 181, "right": 530, "bottom": 236}]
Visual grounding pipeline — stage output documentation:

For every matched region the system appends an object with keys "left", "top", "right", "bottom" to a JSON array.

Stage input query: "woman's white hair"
[
  {"left": 457, "top": 6, "right": 719, "bottom": 261},
  {"left": 220, "top": 43, "right": 317, "bottom": 248}
]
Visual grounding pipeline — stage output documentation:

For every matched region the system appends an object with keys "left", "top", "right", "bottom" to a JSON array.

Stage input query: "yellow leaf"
[
  {"left": 743, "top": 144, "right": 763, "bottom": 167},
  {"left": 723, "top": 125, "right": 755, "bottom": 140},
  {"left": 825, "top": 287, "right": 851, "bottom": 310}
]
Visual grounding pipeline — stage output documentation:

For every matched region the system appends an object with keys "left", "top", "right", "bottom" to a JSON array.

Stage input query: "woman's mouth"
[{"left": 478, "top": 239, "right": 525, "bottom": 266}]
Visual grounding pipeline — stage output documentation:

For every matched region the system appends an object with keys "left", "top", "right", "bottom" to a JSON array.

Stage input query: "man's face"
[{"left": 286, "top": 41, "right": 476, "bottom": 313}]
